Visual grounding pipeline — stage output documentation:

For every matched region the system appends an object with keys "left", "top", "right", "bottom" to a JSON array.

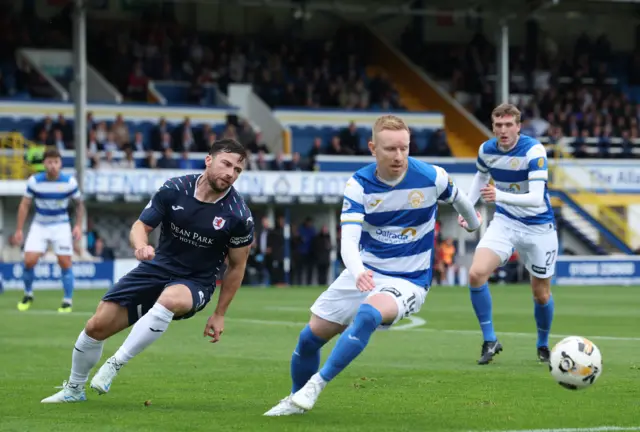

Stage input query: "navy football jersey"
[{"left": 138, "top": 174, "right": 254, "bottom": 287}]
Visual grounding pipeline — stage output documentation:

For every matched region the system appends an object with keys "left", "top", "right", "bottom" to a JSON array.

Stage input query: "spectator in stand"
[
  {"left": 87, "top": 129, "right": 103, "bottom": 156},
  {"left": 157, "top": 147, "right": 178, "bottom": 169},
  {"left": 339, "top": 121, "right": 361, "bottom": 155},
  {"left": 271, "top": 152, "right": 287, "bottom": 171},
  {"left": 424, "top": 129, "right": 451, "bottom": 157},
  {"left": 328, "top": 136, "right": 346, "bottom": 155},
  {"left": 313, "top": 226, "right": 332, "bottom": 285},
  {"left": 119, "top": 148, "right": 136, "bottom": 169},
  {"left": 307, "top": 137, "right": 323, "bottom": 171},
  {"left": 55, "top": 113, "right": 72, "bottom": 143},
  {"left": 151, "top": 118, "right": 169, "bottom": 150},
  {"left": 127, "top": 60, "right": 148, "bottom": 101},
  {"left": 255, "top": 151, "right": 269, "bottom": 171},
  {"left": 97, "top": 150, "right": 118, "bottom": 170},
  {"left": 95, "top": 121, "right": 108, "bottom": 143},
  {"left": 111, "top": 114, "right": 130, "bottom": 148},
  {"left": 297, "top": 217, "right": 317, "bottom": 285},
  {"left": 102, "top": 131, "right": 118, "bottom": 152},
  {"left": 52, "top": 129, "right": 66, "bottom": 151},
  {"left": 288, "top": 152, "right": 303, "bottom": 171},
  {"left": 130, "top": 131, "right": 148, "bottom": 152},
  {"left": 154, "top": 132, "right": 172, "bottom": 152},
  {"left": 34, "top": 115, "right": 54, "bottom": 141}
]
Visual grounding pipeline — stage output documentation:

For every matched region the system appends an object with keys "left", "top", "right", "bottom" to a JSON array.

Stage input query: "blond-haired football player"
[{"left": 265, "top": 115, "right": 481, "bottom": 415}]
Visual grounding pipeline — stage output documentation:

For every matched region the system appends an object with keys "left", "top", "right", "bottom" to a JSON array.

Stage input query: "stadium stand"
[{"left": 400, "top": 28, "right": 640, "bottom": 158}]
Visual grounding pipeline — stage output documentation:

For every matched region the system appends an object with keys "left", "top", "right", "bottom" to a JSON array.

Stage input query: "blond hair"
[
  {"left": 491, "top": 103, "right": 521, "bottom": 124},
  {"left": 371, "top": 115, "right": 410, "bottom": 142}
]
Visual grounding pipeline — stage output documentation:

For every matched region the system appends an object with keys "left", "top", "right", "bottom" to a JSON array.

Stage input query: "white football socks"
[
  {"left": 114, "top": 303, "right": 174, "bottom": 364},
  {"left": 69, "top": 330, "right": 104, "bottom": 386}
]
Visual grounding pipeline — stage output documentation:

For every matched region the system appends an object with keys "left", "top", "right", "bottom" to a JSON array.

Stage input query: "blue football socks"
[
  {"left": 290, "top": 325, "right": 327, "bottom": 393},
  {"left": 23, "top": 266, "right": 34, "bottom": 297},
  {"left": 318, "top": 304, "right": 382, "bottom": 382},
  {"left": 534, "top": 295, "right": 554, "bottom": 348},
  {"left": 61, "top": 268, "right": 74, "bottom": 303},
  {"left": 470, "top": 282, "right": 497, "bottom": 342}
]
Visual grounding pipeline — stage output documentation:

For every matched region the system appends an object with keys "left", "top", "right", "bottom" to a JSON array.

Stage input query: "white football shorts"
[
  {"left": 24, "top": 222, "right": 73, "bottom": 256},
  {"left": 476, "top": 215, "right": 558, "bottom": 278},
  {"left": 310, "top": 269, "right": 428, "bottom": 328}
]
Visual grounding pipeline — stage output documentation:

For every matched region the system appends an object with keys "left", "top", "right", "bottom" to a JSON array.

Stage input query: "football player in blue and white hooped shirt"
[
  {"left": 461, "top": 103, "right": 558, "bottom": 366},
  {"left": 265, "top": 115, "right": 481, "bottom": 416},
  {"left": 15, "top": 148, "right": 84, "bottom": 313}
]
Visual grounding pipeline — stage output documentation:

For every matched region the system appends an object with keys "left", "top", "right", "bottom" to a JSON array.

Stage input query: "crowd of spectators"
[
  {"left": 0, "top": 4, "right": 403, "bottom": 112},
  {"left": 401, "top": 26, "right": 640, "bottom": 159},
  {"left": 29, "top": 110, "right": 278, "bottom": 169},
  {"left": 25, "top": 110, "right": 452, "bottom": 171}
]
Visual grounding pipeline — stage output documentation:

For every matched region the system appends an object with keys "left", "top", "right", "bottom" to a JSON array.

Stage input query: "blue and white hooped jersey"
[
  {"left": 340, "top": 158, "right": 457, "bottom": 289},
  {"left": 476, "top": 134, "right": 554, "bottom": 231},
  {"left": 24, "top": 172, "right": 81, "bottom": 225}
]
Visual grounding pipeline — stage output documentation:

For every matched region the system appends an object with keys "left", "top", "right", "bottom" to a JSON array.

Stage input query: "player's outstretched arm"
[
  {"left": 433, "top": 165, "right": 481, "bottom": 232},
  {"left": 204, "top": 245, "right": 250, "bottom": 343},
  {"left": 468, "top": 171, "right": 491, "bottom": 206},
  {"left": 452, "top": 190, "right": 481, "bottom": 232}
]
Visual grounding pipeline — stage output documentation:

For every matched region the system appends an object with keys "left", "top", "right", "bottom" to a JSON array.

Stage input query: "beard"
[{"left": 206, "top": 173, "right": 230, "bottom": 193}]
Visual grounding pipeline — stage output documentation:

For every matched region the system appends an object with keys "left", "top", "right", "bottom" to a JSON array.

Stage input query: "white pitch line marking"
[{"left": 5, "top": 310, "right": 639, "bottom": 341}]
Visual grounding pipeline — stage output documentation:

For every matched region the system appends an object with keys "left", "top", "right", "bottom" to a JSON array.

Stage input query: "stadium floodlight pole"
[
  {"left": 73, "top": 0, "right": 88, "bottom": 250},
  {"left": 73, "top": 0, "right": 87, "bottom": 193},
  {"left": 496, "top": 20, "right": 509, "bottom": 105}
]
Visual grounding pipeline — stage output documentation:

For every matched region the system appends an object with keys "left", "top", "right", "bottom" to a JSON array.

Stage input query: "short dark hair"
[
  {"left": 209, "top": 138, "right": 247, "bottom": 162},
  {"left": 43, "top": 147, "right": 62, "bottom": 161}
]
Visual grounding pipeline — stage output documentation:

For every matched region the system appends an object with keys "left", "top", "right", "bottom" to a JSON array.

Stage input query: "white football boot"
[
  {"left": 90, "top": 356, "right": 124, "bottom": 395},
  {"left": 41, "top": 381, "right": 87, "bottom": 403},
  {"left": 263, "top": 394, "right": 306, "bottom": 416},
  {"left": 290, "top": 374, "right": 326, "bottom": 411}
]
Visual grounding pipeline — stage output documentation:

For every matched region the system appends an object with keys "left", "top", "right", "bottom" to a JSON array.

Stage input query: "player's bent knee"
[
  {"left": 468, "top": 266, "right": 491, "bottom": 288},
  {"left": 364, "top": 293, "right": 397, "bottom": 325},
  {"left": 309, "top": 314, "right": 346, "bottom": 340},
  {"left": 57, "top": 255, "right": 72, "bottom": 269},
  {"left": 23, "top": 253, "right": 41, "bottom": 269},
  {"left": 85, "top": 302, "right": 129, "bottom": 340},
  {"left": 157, "top": 284, "right": 194, "bottom": 316}
]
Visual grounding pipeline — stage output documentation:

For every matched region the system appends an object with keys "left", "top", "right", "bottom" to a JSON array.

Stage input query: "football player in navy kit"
[{"left": 42, "top": 139, "right": 254, "bottom": 403}]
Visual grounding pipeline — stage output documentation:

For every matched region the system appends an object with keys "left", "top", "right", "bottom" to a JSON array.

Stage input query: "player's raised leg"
[
  {"left": 468, "top": 247, "right": 505, "bottom": 365},
  {"left": 264, "top": 315, "right": 344, "bottom": 416},
  {"left": 290, "top": 292, "right": 398, "bottom": 412},
  {"left": 41, "top": 301, "right": 130, "bottom": 403},
  {"left": 90, "top": 283, "right": 196, "bottom": 395}
]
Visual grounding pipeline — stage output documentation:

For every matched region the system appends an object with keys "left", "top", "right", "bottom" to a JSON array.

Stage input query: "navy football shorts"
[{"left": 102, "top": 262, "right": 213, "bottom": 325}]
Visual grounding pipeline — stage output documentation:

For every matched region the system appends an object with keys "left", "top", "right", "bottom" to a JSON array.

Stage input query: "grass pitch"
[{"left": 0, "top": 284, "right": 638, "bottom": 432}]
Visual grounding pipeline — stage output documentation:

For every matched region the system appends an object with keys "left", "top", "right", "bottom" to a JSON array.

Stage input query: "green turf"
[{"left": 0, "top": 285, "right": 638, "bottom": 432}]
